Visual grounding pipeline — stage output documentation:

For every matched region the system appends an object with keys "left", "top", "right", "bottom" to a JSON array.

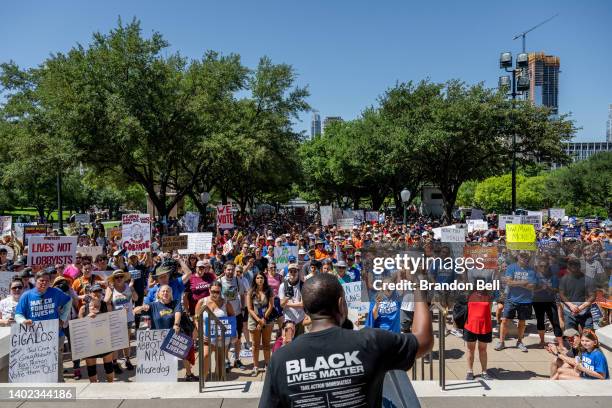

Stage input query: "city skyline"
[{"left": 1, "top": 1, "right": 611, "bottom": 141}]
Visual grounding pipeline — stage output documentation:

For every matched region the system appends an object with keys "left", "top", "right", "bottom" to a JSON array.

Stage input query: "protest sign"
[
  {"left": 337, "top": 218, "right": 354, "bottom": 231},
  {"left": 274, "top": 246, "right": 299, "bottom": 272},
  {"left": 441, "top": 227, "right": 465, "bottom": 243},
  {"left": 183, "top": 211, "right": 200, "bottom": 232},
  {"left": 332, "top": 208, "right": 343, "bottom": 224},
  {"left": 160, "top": 330, "right": 194, "bottom": 360},
  {"left": 68, "top": 309, "right": 129, "bottom": 360},
  {"left": 320, "top": 205, "right": 333, "bottom": 226},
  {"left": 506, "top": 224, "right": 537, "bottom": 250},
  {"left": 432, "top": 227, "right": 442, "bottom": 240},
  {"left": 28, "top": 236, "right": 77, "bottom": 267},
  {"left": 467, "top": 219, "right": 488, "bottom": 233},
  {"left": 0, "top": 272, "right": 13, "bottom": 299},
  {"left": 74, "top": 214, "right": 90, "bottom": 224},
  {"left": 469, "top": 209, "right": 484, "bottom": 220},
  {"left": 162, "top": 235, "right": 188, "bottom": 252},
  {"left": 136, "top": 329, "right": 177, "bottom": 382},
  {"left": 0, "top": 216, "right": 11, "bottom": 237},
  {"left": 121, "top": 214, "right": 151, "bottom": 254},
  {"left": 107, "top": 226, "right": 122, "bottom": 242},
  {"left": 584, "top": 218, "right": 599, "bottom": 229},
  {"left": 222, "top": 239, "right": 234, "bottom": 256},
  {"left": 23, "top": 225, "right": 47, "bottom": 245},
  {"left": 77, "top": 246, "right": 103, "bottom": 259},
  {"left": 204, "top": 315, "right": 237, "bottom": 339},
  {"left": 366, "top": 211, "right": 379, "bottom": 222},
  {"left": 463, "top": 245, "right": 499, "bottom": 269},
  {"left": 216, "top": 205, "right": 234, "bottom": 230},
  {"left": 178, "top": 232, "right": 213, "bottom": 255},
  {"left": 562, "top": 226, "right": 581, "bottom": 239},
  {"left": 9, "top": 320, "right": 58, "bottom": 383},
  {"left": 342, "top": 281, "right": 369, "bottom": 314},
  {"left": 549, "top": 208, "right": 565, "bottom": 220},
  {"left": 353, "top": 210, "right": 365, "bottom": 225},
  {"left": 498, "top": 215, "right": 523, "bottom": 230},
  {"left": 342, "top": 209, "right": 354, "bottom": 220},
  {"left": 0, "top": 244, "right": 15, "bottom": 261},
  {"left": 522, "top": 214, "right": 542, "bottom": 230}
]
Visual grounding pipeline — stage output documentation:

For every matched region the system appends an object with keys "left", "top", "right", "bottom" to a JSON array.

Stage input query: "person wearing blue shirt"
[
  {"left": 552, "top": 329, "right": 609, "bottom": 380},
  {"left": 346, "top": 255, "right": 361, "bottom": 282},
  {"left": 15, "top": 270, "right": 72, "bottom": 382},
  {"left": 366, "top": 290, "right": 401, "bottom": 333},
  {"left": 144, "top": 258, "right": 191, "bottom": 305},
  {"left": 495, "top": 251, "right": 537, "bottom": 353}
]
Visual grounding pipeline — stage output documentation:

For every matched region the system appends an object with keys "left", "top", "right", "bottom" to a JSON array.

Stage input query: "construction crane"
[{"left": 513, "top": 13, "right": 559, "bottom": 53}]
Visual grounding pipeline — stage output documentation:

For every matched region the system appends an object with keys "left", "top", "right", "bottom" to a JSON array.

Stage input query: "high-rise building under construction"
[{"left": 528, "top": 52, "right": 560, "bottom": 115}]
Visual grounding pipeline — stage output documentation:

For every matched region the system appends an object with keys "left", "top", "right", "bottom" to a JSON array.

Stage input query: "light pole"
[
  {"left": 400, "top": 189, "right": 411, "bottom": 225},
  {"left": 200, "top": 192, "right": 210, "bottom": 230},
  {"left": 499, "top": 52, "right": 529, "bottom": 214},
  {"left": 56, "top": 172, "right": 64, "bottom": 235}
]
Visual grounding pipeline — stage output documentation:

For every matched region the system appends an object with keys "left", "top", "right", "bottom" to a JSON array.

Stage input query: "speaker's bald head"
[{"left": 302, "top": 273, "right": 345, "bottom": 319}]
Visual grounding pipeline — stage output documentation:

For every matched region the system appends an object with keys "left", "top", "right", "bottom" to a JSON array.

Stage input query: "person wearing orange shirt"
[{"left": 314, "top": 240, "right": 328, "bottom": 261}]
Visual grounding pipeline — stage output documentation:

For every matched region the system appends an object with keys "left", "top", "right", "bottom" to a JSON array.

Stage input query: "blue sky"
[{"left": 2, "top": 0, "right": 610, "bottom": 141}]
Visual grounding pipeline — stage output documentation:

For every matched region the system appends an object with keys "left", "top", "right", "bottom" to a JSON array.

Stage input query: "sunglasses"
[
  {"left": 210, "top": 290, "right": 221, "bottom": 294},
  {"left": 11, "top": 286, "right": 23, "bottom": 290}
]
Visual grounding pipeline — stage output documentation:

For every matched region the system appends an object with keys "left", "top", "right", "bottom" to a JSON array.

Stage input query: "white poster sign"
[
  {"left": 183, "top": 212, "right": 200, "bottom": 232},
  {"left": 274, "top": 246, "right": 299, "bottom": 273},
  {"left": 74, "top": 214, "right": 90, "bottom": 224},
  {"left": 320, "top": 205, "right": 333, "bottom": 226},
  {"left": 178, "top": 232, "right": 213, "bottom": 255},
  {"left": 353, "top": 210, "right": 365, "bottom": 225},
  {"left": 498, "top": 215, "right": 523, "bottom": 230},
  {"left": 9, "top": 320, "right": 59, "bottom": 383},
  {"left": 342, "top": 281, "right": 369, "bottom": 314},
  {"left": 135, "top": 329, "right": 178, "bottom": 382},
  {"left": 549, "top": 208, "right": 565, "bottom": 220},
  {"left": 337, "top": 218, "right": 354, "bottom": 231},
  {"left": 0, "top": 272, "right": 14, "bottom": 299},
  {"left": 222, "top": 239, "right": 234, "bottom": 256},
  {"left": 366, "top": 211, "right": 379, "bottom": 222},
  {"left": 467, "top": 220, "right": 488, "bottom": 233},
  {"left": 216, "top": 205, "right": 234, "bottom": 230},
  {"left": 68, "top": 309, "right": 129, "bottom": 360},
  {"left": 121, "top": 213, "right": 151, "bottom": 254},
  {"left": 0, "top": 216, "right": 12, "bottom": 237},
  {"left": 77, "top": 246, "right": 103, "bottom": 259},
  {"left": 523, "top": 214, "right": 542, "bottom": 230},
  {"left": 441, "top": 227, "right": 465, "bottom": 243},
  {"left": 28, "top": 236, "right": 77, "bottom": 267},
  {"left": 432, "top": 227, "right": 442, "bottom": 240}
]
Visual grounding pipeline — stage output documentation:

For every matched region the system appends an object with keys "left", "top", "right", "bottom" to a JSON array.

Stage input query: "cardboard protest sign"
[
  {"left": 204, "top": 315, "right": 237, "bottom": 339},
  {"left": 549, "top": 208, "right": 565, "bottom": 220},
  {"left": 320, "top": 205, "right": 333, "bottom": 226},
  {"left": 136, "top": 329, "right": 177, "bottom": 382},
  {"left": 498, "top": 215, "right": 522, "bottom": 230},
  {"left": 0, "top": 244, "right": 15, "bottom": 261},
  {"left": 23, "top": 225, "right": 47, "bottom": 245},
  {"left": 337, "top": 218, "right": 354, "bottom": 231},
  {"left": 9, "top": 320, "right": 59, "bottom": 383},
  {"left": 160, "top": 330, "right": 194, "bottom": 359},
  {"left": 76, "top": 246, "right": 103, "bottom": 259},
  {"left": 441, "top": 227, "right": 465, "bottom": 243},
  {"left": 121, "top": 213, "right": 151, "bottom": 254},
  {"left": 216, "top": 205, "right": 234, "bottom": 230},
  {"left": 342, "top": 281, "right": 368, "bottom": 314},
  {"left": 0, "top": 272, "right": 14, "bottom": 299},
  {"left": 183, "top": 211, "right": 200, "bottom": 232},
  {"left": 506, "top": 224, "right": 536, "bottom": 250},
  {"left": 74, "top": 214, "right": 89, "bottom": 224},
  {"left": 463, "top": 245, "right": 499, "bottom": 269},
  {"left": 274, "top": 246, "right": 299, "bottom": 272},
  {"left": 0, "top": 216, "right": 12, "bottom": 237},
  {"left": 366, "top": 211, "right": 379, "bottom": 222},
  {"left": 522, "top": 214, "right": 542, "bottom": 230},
  {"left": 28, "top": 236, "right": 77, "bottom": 267},
  {"left": 467, "top": 220, "right": 488, "bottom": 233},
  {"left": 68, "top": 309, "right": 129, "bottom": 360},
  {"left": 162, "top": 235, "right": 188, "bottom": 252},
  {"left": 178, "top": 232, "right": 213, "bottom": 255}
]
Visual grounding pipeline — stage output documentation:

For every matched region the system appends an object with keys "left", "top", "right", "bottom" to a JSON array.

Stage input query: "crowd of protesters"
[{"left": 0, "top": 207, "right": 610, "bottom": 383}]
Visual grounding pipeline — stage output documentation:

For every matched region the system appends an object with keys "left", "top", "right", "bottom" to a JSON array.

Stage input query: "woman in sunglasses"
[{"left": 0, "top": 277, "right": 24, "bottom": 326}]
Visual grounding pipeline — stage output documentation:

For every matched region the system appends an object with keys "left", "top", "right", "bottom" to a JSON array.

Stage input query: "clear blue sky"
[{"left": 2, "top": 0, "right": 610, "bottom": 141}]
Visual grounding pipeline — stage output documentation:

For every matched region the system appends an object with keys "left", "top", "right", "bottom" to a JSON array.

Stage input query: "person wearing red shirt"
[
  {"left": 463, "top": 289, "right": 493, "bottom": 381},
  {"left": 185, "top": 260, "right": 217, "bottom": 316}
]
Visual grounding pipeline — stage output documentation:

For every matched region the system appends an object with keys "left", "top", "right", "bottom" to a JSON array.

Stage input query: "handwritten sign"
[
  {"left": 136, "top": 329, "right": 177, "bottom": 382},
  {"left": 549, "top": 208, "right": 565, "bottom": 220},
  {"left": 467, "top": 220, "right": 488, "bottom": 233},
  {"left": 498, "top": 215, "right": 522, "bottom": 230},
  {"left": 320, "top": 206, "right": 333, "bottom": 226},
  {"left": 523, "top": 214, "right": 542, "bottom": 230},
  {"left": 204, "top": 316, "right": 237, "bottom": 339},
  {"left": 337, "top": 218, "right": 354, "bottom": 231},
  {"left": 68, "top": 309, "right": 129, "bottom": 360},
  {"left": 506, "top": 224, "right": 536, "bottom": 250},
  {"left": 28, "top": 236, "right": 77, "bottom": 267},
  {"left": 162, "top": 235, "right": 188, "bottom": 252},
  {"left": 9, "top": 320, "right": 59, "bottom": 383},
  {"left": 441, "top": 227, "right": 465, "bottom": 243},
  {"left": 121, "top": 214, "right": 151, "bottom": 254},
  {"left": 342, "top": 281, "right": 369, "bottom": 313},
  {"left": 178, "top": 232, "right": 213, "bottom": 255},
  {"left": 160, "top": 330, "right": 193, "bottom": 359},
  {"left": 0, "top": 216, "right": 12, "bottom": 237},
  {"left": 274, "top": 246, "right": 299, "bottom": 272},
  {"left": 216, "top": 205, "right": 234, "bottom": 230}
]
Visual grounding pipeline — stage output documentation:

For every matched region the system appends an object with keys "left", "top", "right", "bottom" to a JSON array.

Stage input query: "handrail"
[
  {"left": 197, "top": 304, "right": 228, "bottom": 392},
  {"left": 410, "top": 303, "right": 446, "bottom": 390}
]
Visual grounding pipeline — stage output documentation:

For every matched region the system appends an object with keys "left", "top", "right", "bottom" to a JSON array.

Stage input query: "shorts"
[
  {"left": 235, "top": 313, "right": 244, "bottom": 339},
  {"left": 502, "top": 301, "right": 532, "bottom": 320},
  {"left": 248, "top": 315, "right": 273, "bottom": 331},
  {"left": 463, "top": 329, "right": 492, "bottom": 343}
]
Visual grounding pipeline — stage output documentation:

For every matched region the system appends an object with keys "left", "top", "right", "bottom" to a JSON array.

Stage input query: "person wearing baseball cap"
[
  {"left": 335, "top": 261, "right": 352, "bottom": 284},
  {"left": 185, "top": 260, "right": 216, "bottom": 315}
]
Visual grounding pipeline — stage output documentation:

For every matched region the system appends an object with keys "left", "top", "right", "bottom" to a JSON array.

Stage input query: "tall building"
[
  {"left": 564, "top": 141, "right": 612, "bottom": 163},
  {"left": 322, "top": 116, "right": 343, "bottom": 134},
  {"left": 310, "top": 111, "right": 321, "bottom": 139},
  {"left": 606, "top": 104, "right": 612, "bottom": 142},
  {"left": 528, "top": 52, "right": 560, "bottom": 115}
]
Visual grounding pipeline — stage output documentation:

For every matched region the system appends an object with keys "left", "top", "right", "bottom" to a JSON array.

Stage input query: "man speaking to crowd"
[{"left": 260, "top": 273, "right": 433, "bottom": 407}]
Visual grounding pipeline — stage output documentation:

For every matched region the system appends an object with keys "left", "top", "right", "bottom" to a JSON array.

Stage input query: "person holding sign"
[
  {"left": 195, "top": 281, "right": 236, "bottom": 379},
  {"left": 14, "top": 270, "right": 72, "bottom": 382},
  {"left": 247, "top": 270, "right": 275, "bottom": 376},
  {"left": 105, "top": 270, "right": 138, "bottom": 372},
  {"left": 78, "top": 284, "right": 115, "bottom": 383}
]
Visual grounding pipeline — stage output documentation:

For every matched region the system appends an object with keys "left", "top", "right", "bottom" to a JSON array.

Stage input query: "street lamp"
[
  {"left": 400, "top": 189, "right": 411, "bottom": 225},
  {"left": 499, "top": 51, "right": 530, "bottom": 214},
  {"left": 200, "top": 192, "right": 210, "bottom": 229}
]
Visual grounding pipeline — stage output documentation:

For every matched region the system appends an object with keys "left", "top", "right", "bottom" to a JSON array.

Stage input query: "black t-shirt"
[{"left": 259, "top": 326, "right": 419, "bottom": 408}]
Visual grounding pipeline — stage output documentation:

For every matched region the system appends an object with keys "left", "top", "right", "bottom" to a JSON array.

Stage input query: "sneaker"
[
  {"left": 113, "top": 363, "right": 123, "bottom": 375},
  {"left": 225, "top": 361, "right": 231, "bottom": 372},
  {"left": 465, "top": 372, "right": 475, "bottom": 381},
  {"left": 494, "top": 341, "right": 505, "bottom": 351},
  {"left": 517, "top": 341, "right": 528, "bottom": 352},
  {"left": 450, "top": 328, "right": 463, "bottom": 338},
  {"left": 184, "top": 373, "right": 199, "bottom": 382},
  {"left": 73, "top": 369, "right": 82, "bottom": 381},
  {"left": 234, "top": 359, "right": 246, "bottom": 370},
  {"left": 481, "top": 372, "right": 493, "bottom": 381},
  {"left": 125, "top": 360, "right": 134, "bottom": 371}
]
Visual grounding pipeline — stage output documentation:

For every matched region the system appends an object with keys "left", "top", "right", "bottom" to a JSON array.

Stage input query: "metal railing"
[
  {"left": 410, "top": 303, "right": 447, "bottom": 390},
  {"left": 197, "top": 305, "right": 228, "bottom": 393}
]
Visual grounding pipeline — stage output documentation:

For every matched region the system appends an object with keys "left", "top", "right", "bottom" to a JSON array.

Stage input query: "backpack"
[{"left": 452, "top": 300, "right": 468, "bottom": 330}]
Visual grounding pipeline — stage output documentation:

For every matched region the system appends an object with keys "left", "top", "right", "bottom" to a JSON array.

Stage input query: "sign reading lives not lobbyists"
[
  {"left": 216, "top": 205, "right": 234, "bottom": 230},
  {"left": 28, "top": 236, "right": 77, "bottom": 267},
  {"left": 122, "top": 213, "right": 151, "bottom": 253}
]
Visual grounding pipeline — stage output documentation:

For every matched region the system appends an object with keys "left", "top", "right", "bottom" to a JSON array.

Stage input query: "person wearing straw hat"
[{"left": 105, "top": 270, "right": 137, "bottom": 372}]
